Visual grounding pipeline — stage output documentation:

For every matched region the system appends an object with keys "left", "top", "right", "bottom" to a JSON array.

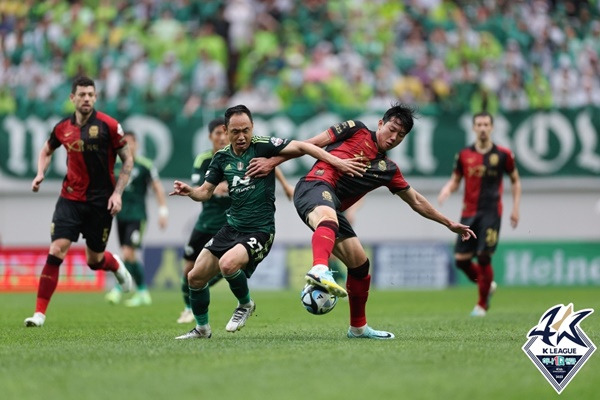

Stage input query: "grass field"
[{"left": 1, "top": 286, "right": 599, "bottom": 400}]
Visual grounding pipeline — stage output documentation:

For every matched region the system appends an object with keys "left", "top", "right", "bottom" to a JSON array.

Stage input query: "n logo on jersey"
[{"left": 522, "top": 303, "right": 596, "bottom": 394}]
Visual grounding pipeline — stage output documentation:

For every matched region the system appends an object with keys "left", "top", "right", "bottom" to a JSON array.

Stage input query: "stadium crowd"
[{"left": 1, "top": 0, "right": 600, "bottom": 119}]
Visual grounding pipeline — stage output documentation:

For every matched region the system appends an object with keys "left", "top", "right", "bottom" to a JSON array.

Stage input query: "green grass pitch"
[{"left": 1, "top": 286, "right": 598, "bottom": 400}]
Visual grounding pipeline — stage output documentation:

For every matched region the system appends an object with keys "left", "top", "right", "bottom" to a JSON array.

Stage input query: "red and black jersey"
[
  {"left": 454, "top": 144, "right": 516, "bottom": 218},
  {"left": 305, "top": 120, "right": 410, "bottom": 211},
  {"left": 48, "top": 110, "right": 126, "bottom": 207}
]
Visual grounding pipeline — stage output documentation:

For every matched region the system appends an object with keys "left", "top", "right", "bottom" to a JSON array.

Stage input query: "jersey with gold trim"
[{"left": 305, "top": 120, "right": 410, "bottom": 211}]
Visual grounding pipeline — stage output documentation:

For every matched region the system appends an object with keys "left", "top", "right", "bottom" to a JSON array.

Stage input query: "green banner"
[
  {"left": 2, "top": 107, "right": 600, "bottom": 179},
  {"left": 456, "top": 241, "right": 600, "bottom": 286}
]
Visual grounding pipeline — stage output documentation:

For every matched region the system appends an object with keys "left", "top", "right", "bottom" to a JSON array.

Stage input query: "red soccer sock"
[
  {"left": 35, "top": 256, "right": 63, "bottom": 314},
  {"left": 456, "top": 260, "right": 479, "bottom": 283},
  {"left": 477, "top": 264, "right": 494, "bottom": 309},
  {"left": 347, "top": 274, "right": 370, "bottom": 328},
  {"left": 103, "top": 251, "right": 119, "bottom": 272},
  {"left": 311, "top": 221, "right": 338, "bottom": 266}
]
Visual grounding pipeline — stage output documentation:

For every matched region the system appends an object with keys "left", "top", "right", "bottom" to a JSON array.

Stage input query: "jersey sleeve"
[
  {"left": 453, "top": 152, "right": 464, "bottom": 176},
  {"left": 253, "top": 136, "right": 291, "bottom": 157},
  {"left": 386, "top": 160, "right": 411, "bottom": 194},
  {"left": 48, "top": 125, "right": 61, "bottom": 150},
  {"left": 326, "top": 120, "right": 366, "bottom": 143},
  {"left": 149, "top": 164, "right": 159, "bottom": 181},
  {"left": 504, "top": 149, "right": 516, "bottom": 173},
  {"left": 191, "top": 153, "right": 211, "bottom": 186},
  {"left": 204, "top": 152, "right": 224, "bottom": 186}
]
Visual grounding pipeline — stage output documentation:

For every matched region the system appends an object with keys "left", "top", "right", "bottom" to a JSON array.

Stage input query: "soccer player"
[
  {"left": 24, "top": 76, "right": 134, "bottom": 327},
  {"left": 171, "top": 104, "right": 365, "bottom": 338},
  {"left": 246, "top": 103, "right": 475, "bottom": 339},
  {"left": 176, "top": 118, "right": 295, "bottom": 324},
  {"left": 438, "top": 111, "right": 521, "bottom": 317},
  {"left": 105, "top": 131, "right": 169, "bottom": 307}
]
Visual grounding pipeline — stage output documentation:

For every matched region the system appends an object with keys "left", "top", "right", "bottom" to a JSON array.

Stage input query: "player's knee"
[
  {"left": 455, "top": 259, "right": 471, "bottom": 271},
  {"left": 477, "top": 254, "right": 491, "bottom": 267}
]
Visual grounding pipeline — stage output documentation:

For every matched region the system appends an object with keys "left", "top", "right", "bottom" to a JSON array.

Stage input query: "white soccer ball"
[{"left": 300, "top": 284, "right": 338, "bottom": 315}]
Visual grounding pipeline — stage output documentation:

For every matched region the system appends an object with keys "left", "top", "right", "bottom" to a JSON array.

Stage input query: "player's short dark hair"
[
  {"left": 208, "top": 117, "right": 225, "bottom": 135},
  {"left": 224, "top": 105, "right": 253, "bottom": 127},
  {"left": 383, "top": 102, "right": 417, "bottom": 134},
  {"left": 473, "top": 111, "right": 494, "bottom": 125},
  {"left": 71, "top": 76, "right": 95, "bottom": 94}
]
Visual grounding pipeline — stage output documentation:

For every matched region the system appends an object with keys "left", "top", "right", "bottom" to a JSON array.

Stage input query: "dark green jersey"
[
  {"left": 205, "top": 136, "right": 290, "bottom": 233},
  {"left": 116, "top": 156, "right": 158, "bottom": 222},
  {"left": 192, "top": 150, "right": 231, "bottom": 234}
]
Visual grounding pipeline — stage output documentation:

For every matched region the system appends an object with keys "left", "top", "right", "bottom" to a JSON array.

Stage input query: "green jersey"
[
  {"left": 116, "top": 156, "right": 158, "bottom": 222},
  {"left": 192, "top": 150, "right": 231, "bottom": 234},
  {"left": 205, "top": 136, "right": 290, "bottom": 233}
]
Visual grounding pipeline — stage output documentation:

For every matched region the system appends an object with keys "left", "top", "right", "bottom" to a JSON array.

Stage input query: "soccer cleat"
[
  {"left": 24, "top": 312, "right": 46, "bottom": 327},
  {"left": 175, "top": 325, "right": 212, "bottom": 339},
  {"left": 124, "top": 291, "right": 152, "bottom": 307},
  {"left": 113, "top": 255, "right": 133, "bottom": 293},
  {"left": 305, "top": 264, "right": 348, "bottom": 297},
  {"left": 105, "top": 287, "right": 122, "bottom": 304},
  {"left": 486, "top": 281, "right": 497, "bottom": 309},
  {"left": 347, "top": 325, "right": 395, "bottom": 340},
  {"left": 177, "top": 308, "right": 195, "bottom": 324},
  {"left": 470, "top": 304, "right": 487, "bottom": 317},
  {"left": 225, "top": 300, "right": 255, "bottom": 332}
]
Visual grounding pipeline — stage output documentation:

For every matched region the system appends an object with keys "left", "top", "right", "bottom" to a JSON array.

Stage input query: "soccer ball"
[{"left": 300, "top": 284, "right": 338, "bottom": 315}]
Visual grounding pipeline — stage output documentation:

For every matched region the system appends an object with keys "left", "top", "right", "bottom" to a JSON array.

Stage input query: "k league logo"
[{"left": 522, "top": 303, "right": 596, "bottom": 394}]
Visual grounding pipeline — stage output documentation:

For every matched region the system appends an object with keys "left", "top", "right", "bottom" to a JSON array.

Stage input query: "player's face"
[
  {"left": 375, "top": 116, "right": 408, "bottom": 152},
  {"left": 226, "top": 113, "right": 253, "bottom": 155},
  {"left": 209, "top": 124, "right": 228, "bottom": 152},
  {"left": 70, "top": 85, "right": 96, "bottom": 115},
  {"left": 473, "top": 115, "right": 493, "bottom": 143}
]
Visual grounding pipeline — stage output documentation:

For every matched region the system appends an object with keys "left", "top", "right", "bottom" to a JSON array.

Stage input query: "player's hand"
[
  {"left": 332, "top": 156, "right": 367, "bottom": 177},
  {"left": 170, "top": 180, "right": 193, "bottom": 196},
  {"left": 448, "top": 221, "right": 476, "bottom": 242},
  {"left": 247, "top": 157, "right": 278, "bottom": 178},
  {"left": 510, "top": 209, "right": 519, "bottom": 228},
  {"left": 107, "top": 192, "right": 122, "bottom": 216},
  {"left": 32, "top": 174, "right": 44, "bottom": 192},
  {"left": 158, "top": 215, "right": 168, "bottom": 230}
]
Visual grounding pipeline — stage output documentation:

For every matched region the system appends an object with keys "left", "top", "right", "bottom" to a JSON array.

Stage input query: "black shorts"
[
  {"left": 117, "top": 219, "right": 145, "bottom": 248},
  {"left": 293, "top": 179, "right": 356, "bottom": 238},
  {"left": 51, "top": 197, "right": 113, "bottom": 253},
  {"left": 183, "top": 229, "right": 215, "bottom": 261},
  {"left": 205, "top": 225, "right": 274, "bottom": 278},
  {"left": 454, "top": 211, "right": 502, "bottom": 255}
]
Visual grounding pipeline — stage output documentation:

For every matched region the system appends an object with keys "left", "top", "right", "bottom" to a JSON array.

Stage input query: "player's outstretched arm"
[
  {"left": 151, "top": 177, "right": 169, "bottom": 230},
  {"left": 275, "top": 167, "right": 295, "bottom": 200},
  {"left": 280, "top": 140, "right": 366, "bottom": 177},
  {"left": 509, "top": 168, "right": 521, "bottom": 228},
  {"left": 170, "top": 180, "right": 216, "bottom": 202},
  {"left": 32, "top": 142, "right": 55, "bottom": 192},
  {"left": 397, "top": 187, "right": 476, "bottom": 241}
]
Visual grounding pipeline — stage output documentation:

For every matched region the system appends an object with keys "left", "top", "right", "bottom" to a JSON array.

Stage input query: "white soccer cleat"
[
  {"left": 124, "top": 291, "right": 152, "bottom": 307},
  {"left": 175, "top": 325, "right": 212, "bottom": 339},
  {"left": 305, "top": 264, "right": 348, "bottom": 297},
  {"left": 113, "top": 255, "right": 133, "bottom": 293},
  {"left": 105, "top": 287, "right": 122, "bottom": 304},
  {"left": 177, "top": 308, "right": 195, "bottom": 324},
  {"left": 470, "top": 304, "right": 487, "bottom": 317},
  {"left": 24, "top": 312, "right": 46, "bottom": 327},
  {"left": 225, "top": 300, "right": 255, "bottom": 332},
  {"left": 347, "top": 325, "right": 395, "bottom": 340}
]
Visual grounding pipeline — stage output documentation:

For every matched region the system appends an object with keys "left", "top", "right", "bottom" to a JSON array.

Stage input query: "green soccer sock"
[
  {"left": 124, "top": 260, "right": 145, "bottom": 289},
  {"left": 181, "top": 276, "right": 191, "bottom": 308},
  {"left": 224, "top": 270, "right": 251, "bottom": 305},
  {"left": 189, "top": 284, "right": 210, "bottom": 326}
]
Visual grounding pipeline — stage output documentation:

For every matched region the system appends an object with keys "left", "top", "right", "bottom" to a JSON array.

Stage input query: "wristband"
[{"left": 158, "top": 206, "right": 169, "bottom": 218}]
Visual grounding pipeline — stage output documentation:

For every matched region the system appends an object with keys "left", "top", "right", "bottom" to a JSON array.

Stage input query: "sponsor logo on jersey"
[
  {"left": 378, "top": 160, "right": 386, "bottom": 171},
  {"left": 237, "top": 162, "right": 244, "bottom": 171},
  {"left": 315, "top": 169, "right": 324, "bottom": 176},
  {"left": 489, "top": 153, "right": 499, "bottom": 166},
  {"left": 522, "top": 303, "right": 596, "bottom": 394}
]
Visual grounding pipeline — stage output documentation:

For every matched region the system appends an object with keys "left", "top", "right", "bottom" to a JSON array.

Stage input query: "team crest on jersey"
[
  {"left": 377, "top": 160, "right": 386, "bottom": 171},
  {"left": 270, "top": 137, "right": 284, "bottom": 146},
  {"left": 89, "top": 125, "right": 99, "bottom": 138},
  {"left": 489, "top": 153, "right": 499, "bottom": 166},
  {"left": 322, "top": 191, "right": 333, "bottom": 202},
  {"left": 237, "top": 162, "right": 244, "bottom": 171},
  {"left": 522, "top": 303, "right": 596, "bottom": 394},
  {"left": 315, "top": 169, "right": 324, "bottom": 176}
]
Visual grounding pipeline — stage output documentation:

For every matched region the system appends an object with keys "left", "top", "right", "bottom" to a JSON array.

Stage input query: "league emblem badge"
[{"left": 522, "top": 303, "right": 595, "bottom": 394}]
